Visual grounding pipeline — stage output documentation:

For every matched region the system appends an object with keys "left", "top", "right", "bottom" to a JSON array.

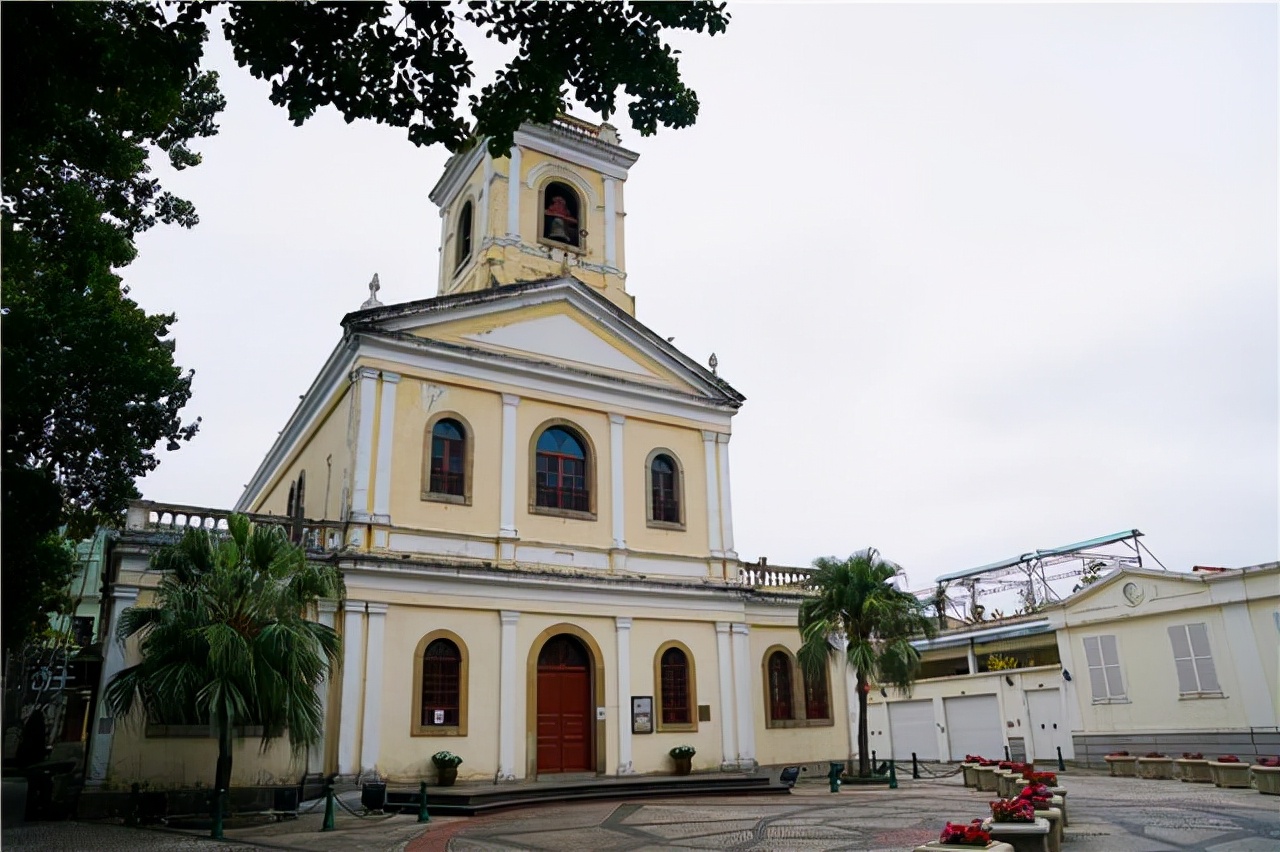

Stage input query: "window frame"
[
  {"left": 528, "top": 420, "right": 596, "bottom": 520},
  {"left": 1082, "top": 634, "right": 1128, "bottom": 704},
  {"left": 537, "top": 180, "right": 585, "bottom": 253},
  {"left": 761, "top": 645, "right": 835, "bottom": 729},
  {"left": 454, "top": 199, "right": 474, "bottom": 272},
  {"left": 1168, "top": 622, "right": 1223, "bottom": 698},
  {"left": 421, "top": 412, "right": 474, "bottom": 506},
  {"left": 411, "top": 629, "right": 469, "bottom": 737},
  {"left": 654, "top": 640, "right": 698, "bottom": 733},
  {"left": 644, "top": 448, "right": 686, "bottom": 531}
]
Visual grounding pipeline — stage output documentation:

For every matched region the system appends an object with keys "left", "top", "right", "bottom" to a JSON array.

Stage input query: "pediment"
[
  {"left": 1060, "top": 568, "right": 1212, "bottom": 615},
  {"left": 346, "top": 279, "right": 740, "bottom": 404}
]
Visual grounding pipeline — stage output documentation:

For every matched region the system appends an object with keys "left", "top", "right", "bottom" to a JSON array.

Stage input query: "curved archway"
[{"left": 526, "top": 623, "right": 606, "bottom": 776}]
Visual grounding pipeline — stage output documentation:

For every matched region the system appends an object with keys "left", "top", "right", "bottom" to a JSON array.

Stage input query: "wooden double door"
[{"left": 536, "top": 634, "right": 593, "bottom": 774}]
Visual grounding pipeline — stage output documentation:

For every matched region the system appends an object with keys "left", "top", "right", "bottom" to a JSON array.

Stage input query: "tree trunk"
[
  {"left": 213, "top": 714, "right": 232, "bottom": 814},
  {"left": 856, "top": 671, "right": 870, "bottom": 777}
]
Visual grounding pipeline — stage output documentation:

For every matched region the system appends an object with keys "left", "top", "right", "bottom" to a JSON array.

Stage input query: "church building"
[{"left": 92, "top": 117, "right": 851, "bottom": 787}]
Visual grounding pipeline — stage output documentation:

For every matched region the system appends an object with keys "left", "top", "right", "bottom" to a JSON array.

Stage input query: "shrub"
[{"left": 432, "top": 751, "right": 463, "bottom": 768}]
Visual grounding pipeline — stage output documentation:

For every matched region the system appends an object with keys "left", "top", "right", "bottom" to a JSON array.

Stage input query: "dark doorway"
[{"left": 536, "top": 634, "right": 593, "bottom": 773}]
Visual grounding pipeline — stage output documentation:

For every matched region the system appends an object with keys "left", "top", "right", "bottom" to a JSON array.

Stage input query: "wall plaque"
[{"left": 631, "top": 696, "right": 653, "bottom": 734}]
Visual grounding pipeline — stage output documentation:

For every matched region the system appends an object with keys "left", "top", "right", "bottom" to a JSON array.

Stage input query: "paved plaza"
[{"left": 3, "top": 772, "right": 1278, "bottom": 851}]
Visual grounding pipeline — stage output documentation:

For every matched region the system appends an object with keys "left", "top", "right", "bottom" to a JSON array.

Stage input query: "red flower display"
[
  {"left": 1216, "top": 755, "right": 1240, "bottom": 763},
  {"left": 1181, "top": 752, "right": 1204, "bottom": 759},
  {"left": 990, "top": 798, "right": 1036, "bottom": 823},
  {"left": 1017, "top": 782, "right": 1052, "bottom": 805},
  {"left": 1025, "top": 771, "right": 1057, "bottom": 786},
  {"left": 939, "top": 819, "right": 992, "bottom": 846}
]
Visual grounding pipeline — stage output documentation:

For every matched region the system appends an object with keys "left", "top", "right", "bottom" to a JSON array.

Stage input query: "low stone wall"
[{"left": 1072, "top": 730, "right": 1280, "bottom": 768}]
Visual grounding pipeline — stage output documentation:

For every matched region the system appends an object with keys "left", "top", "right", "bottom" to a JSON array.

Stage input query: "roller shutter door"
[
  {"left": 887, "top": 699, "right": 938, "bottom": 760},
  {"left": 944, "top": 694, "right": 1003, "bottom": 761}
]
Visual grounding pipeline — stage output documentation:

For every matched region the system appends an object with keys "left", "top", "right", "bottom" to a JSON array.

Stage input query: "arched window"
[
  {"left": 656, "top": 644, "right": 697, "bottom": 730},
  {"left": 804, "top": 667, "right": 830, "bottom": 720},
  {"left": 535, "top": 425, "right": 590, "bottom": 512},
  {"left": 541, "top": 181, "right": 581, "bottom": 248},
  {"left": 647, "top": 452, "right": 683, "bottom": 527},
  {"left": 767, "top": 651, "right": 794, "bottom": 722},
  {"left": 454, "top": 201, "right": 473, "bottom": 270},
  {"left": 413, "top": 631, "right": 469, "bottom": 735},
  {"left": 429, "top": 418, "right": 466, "bottom": 497}
]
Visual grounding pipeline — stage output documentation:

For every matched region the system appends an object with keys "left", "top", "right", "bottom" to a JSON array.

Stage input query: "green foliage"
[
  {"left": 797, "top": 548, "right": 936, "bottom": 776},
  {"left": 669, "top": 744, "right": 696, "bottom": 759},
  {"left": 223, "top": 1, "right": 731, "bottom": 156},
  {"left": 105, "top": 516, "right": 343, "bottom": 789},
  {"left": 432, "top": 750, "right": 463, "bottom": 768},
  {"left": 985, "top": 653, "right": 1019, "bottom": 671}
]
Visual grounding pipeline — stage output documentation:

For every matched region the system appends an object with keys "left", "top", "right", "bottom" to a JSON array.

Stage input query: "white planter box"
[
  {"left": 1104, "top": 755, "right": 1138, "bottom": 777},
  {"left": 1208, "top": 761, "right": 1253, "bottom": 789},
  {"left": 982, "top": 816, "right": 1051, "bottom": 852},
  {"left": 1251, "top": 765, "right": 1280, "bottom": 795},
  {"left": 1136, "top": 757, "right": 1174, "bottom": 780},
  {"left": 914, "top": 842, "right": 1015, "bottom": 852},
  {"left": 1175, "top": 758, "right": 1212, "bottom": 783}
]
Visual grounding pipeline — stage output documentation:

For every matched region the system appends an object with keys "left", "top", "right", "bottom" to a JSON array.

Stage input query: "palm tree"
[
  {"left": 797, "top": 548, "right": 936, "bottom": 777},
  {"left": 105, "top": 514, "right": 342, "bottom": 817}
]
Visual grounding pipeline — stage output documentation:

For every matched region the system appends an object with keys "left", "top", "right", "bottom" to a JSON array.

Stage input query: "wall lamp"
[
  {"left": 880, "top": 688, "right": 888, "bottom": 698},
  {"left": 1062, "top": 669, "right": 1073, "bottom": 682},
  {"left": 1004, "top": 675, "right": 1015, "bottom": 687}
]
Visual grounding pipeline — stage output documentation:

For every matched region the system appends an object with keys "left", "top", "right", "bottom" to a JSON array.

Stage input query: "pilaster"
[
  {"left": 337, "top": 601, "right": 366, "bottom": 776},
  {"left": 506, "top": 148, "right": 522, "bottom": 237},
  {"left": 497, "top": 610, "right": 520, "bottom": 780},
  {"left": 615, "top": 617, "right": 634, "bottom": 775},
  {"left": 609, "top": 413, "right": 627, "bottom": 570},
  {"left": 715, "top": 622, "right": 738, "bottom": 771},
  {"left": 731, "top": 623, "right": 757, "bottom": 769},
  {"left": 702, "top": 431, "right": 723, "bottom": 557},
  {"left": 603, "top": 177, "right": 617, "bottom": 269},
  {"left": 359, "top": 602, "right": 388, "bottom": 777},
  {"left": 371, "top": 372, "right": 399, "bottom": 527},
  {"left": 310, "top": 600, "right": 340, "bottom": 775},
  {"left": 349, "top": 368, "right": 380, "bottom": 522},
  {"left": 716, "top": 433, "right": 737, "bottom": 559},
  {"left": 499, "top": 394, "right": 520, "bottom": 561}
]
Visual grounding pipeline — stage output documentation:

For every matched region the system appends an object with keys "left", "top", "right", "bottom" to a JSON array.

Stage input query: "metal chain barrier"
[{"left": 334, "top": 793, "right": 398, "bottom": 821}]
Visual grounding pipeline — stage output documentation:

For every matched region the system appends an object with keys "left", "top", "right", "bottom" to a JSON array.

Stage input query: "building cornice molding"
[{"left": 428, "top": 144, "right": 488, "bottom": 210}]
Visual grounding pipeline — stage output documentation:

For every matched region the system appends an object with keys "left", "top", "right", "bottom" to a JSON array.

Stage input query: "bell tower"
[{"left": 428, "top": 116, "right": 640, "bottom": 315}]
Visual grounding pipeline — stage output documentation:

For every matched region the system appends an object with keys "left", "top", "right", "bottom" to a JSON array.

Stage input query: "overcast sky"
[{"left": 125, "top": 3, "right": 1278, "bottom": 589}]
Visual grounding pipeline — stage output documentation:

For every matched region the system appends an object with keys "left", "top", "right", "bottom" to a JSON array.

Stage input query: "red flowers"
[
  {"left": 940, "top": 819, "right": 992, "bottom": 846},
  {"left": 1181, "top": 752, "right": 1204, "bottom": 759},
  {"left": 1216, "top": 755, "right": 1240, "bottom": 763},
  {"left": 990, "top": 798, "right": 1036, "bottom": 823},
  {"left": 1018, "top": 782, "right": 1052, "bottom": 805},
  {"left": 1024, "top": 771, "right": 1057, "bottom": 785}
]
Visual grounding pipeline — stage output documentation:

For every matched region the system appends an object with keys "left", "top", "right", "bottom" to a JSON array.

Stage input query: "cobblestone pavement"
[{"left": 5, "top": 774, "right": 1279, "bottom": 851}]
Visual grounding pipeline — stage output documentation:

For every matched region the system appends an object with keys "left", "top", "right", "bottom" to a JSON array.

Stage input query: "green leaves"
[{"left": 106, "top": 516, "right": 343, "bottom": 764}]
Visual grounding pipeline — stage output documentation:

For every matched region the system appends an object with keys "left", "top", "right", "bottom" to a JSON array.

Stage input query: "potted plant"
[
  {"left": 990, "top": 798, "right": 1036, "bottom": 823},
  {"left": 1104, "top": 750, "right": 1138, "bottom": 777},
  {"left": 1136, "top": 752, "right": 1174, "bottom": 780},
  {"left": 432, "top": 751, "right": 463, "bottom": 787},
  {"left": 1208, "top": 755, "right": 1252, "bottom": 789},
  {"left": 669, "top": 745, "right": 695, "bottom": 776},
  {"left": 1175, "top": 752, "right": 1211, "bottom": 783},
  {"left": 912, "top": 819, "right": 1015, "bottom": 851},
  {"left": 1252, "top": 756, "right": 1280, "bottom": 795}
]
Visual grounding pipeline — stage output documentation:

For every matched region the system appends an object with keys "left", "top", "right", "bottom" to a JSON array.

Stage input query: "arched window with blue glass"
[{"left": 533, "top": 424, "right": 592, "bottom": 514}]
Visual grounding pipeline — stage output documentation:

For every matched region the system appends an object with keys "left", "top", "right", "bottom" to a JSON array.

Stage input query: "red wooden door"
[{"left": 536, "top": 635, "right": 592, "bottom": 773}]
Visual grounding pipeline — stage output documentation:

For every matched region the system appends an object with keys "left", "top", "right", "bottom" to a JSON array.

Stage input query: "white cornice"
[
  {"left": 428, "top": 145, "right": 488, "bottom": 210},
  {"left": 234, "top": 338, "right": 359, "bottom": 512},
  {"left": 513, "top": 126, "right": 638, "bottom": 181}
]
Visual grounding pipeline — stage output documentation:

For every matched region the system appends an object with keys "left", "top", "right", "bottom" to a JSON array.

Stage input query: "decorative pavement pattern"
[{"left": 4, "top": 773, "right": 1279, "bottom": 851}]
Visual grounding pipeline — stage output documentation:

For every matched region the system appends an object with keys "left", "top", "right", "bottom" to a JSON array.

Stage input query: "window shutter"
[
  {"left": 1167, "top": 625, "right": 1200, "bottom": 693},
  {"left": 1083, "top": 636, "right": 1108, "bottom": 701},
  {"left": 1187, "top": 623, "right": 1220, "bottom": 692}
]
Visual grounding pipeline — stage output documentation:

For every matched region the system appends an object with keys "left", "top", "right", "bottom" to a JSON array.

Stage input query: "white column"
[
  {"left": 716, "top": 433, "right": 737, "bottom": 559},
  {"left": 86, "top": 586, "right": 139, "bottom": 784},
  {"left": 499, "top": 394, "right": 520, "bottom": 560},
  {"left": 372, "top": 372, "right": 399, "bottom": 525},
  {"left": 702, "top": 431, "right": 723, "bottom": 557},
  {"left": 966, "top": 642, "right": 978, "bottom": 676},
  {"left": 505, "top": 147, "right": 522, "bottom": 238},
  {"left": 359, "top": 602, "right": 388, "bottom": 777},
  {"left": 609, "top": 414, "right": 627, "bottom": 552},
  {"left": 437, "top": 209, "right": 448, "bottom": 291},
  {"left": 497, "top": 611, "right": 520, "bottom": 780},
  {"left": 309, "top": 600, "right": 339, "bottom": 775},
  {"left": 337, "top": 601, "right": 365, "bottom": 776},
  {"left": 615, "top": 617, "right": 634, "bottom": 774},
  {"left": 731, "top": 623, "right": 756, "bottom": 768},
  {"left": 715, "top": 622, "right": 737, "bottom": 770},
  {"left": 603, "top": 177, "right": 617, "bottom": 268},
  {"left": 478, "top": 155, "right": 492, "bottom": 240},
  {"left": 350, "top": 368, "right": 379, "bottom": 522}
]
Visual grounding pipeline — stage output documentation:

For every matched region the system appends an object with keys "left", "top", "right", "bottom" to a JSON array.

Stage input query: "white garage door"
[
  {"left": 944, "top": 694, "right": 1003, "bottom": 761},
  {"left": 888, "top": 699, "right": 938, "bottom": 760}
]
